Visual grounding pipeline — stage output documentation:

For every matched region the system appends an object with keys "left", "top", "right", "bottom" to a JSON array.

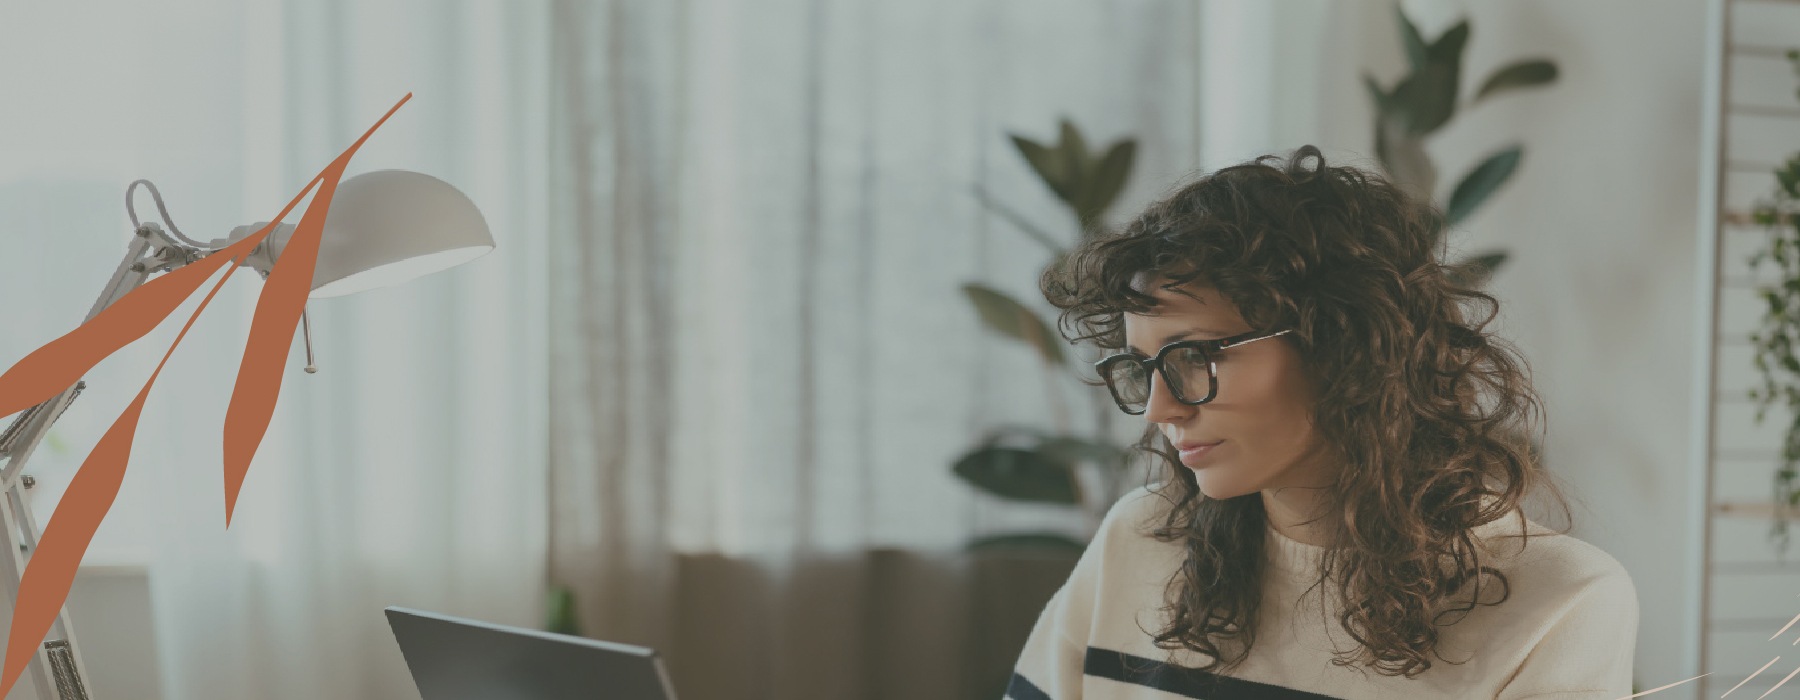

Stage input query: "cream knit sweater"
[{"left": 1006, "top": 484, "right": 1638, "bottom": 699}]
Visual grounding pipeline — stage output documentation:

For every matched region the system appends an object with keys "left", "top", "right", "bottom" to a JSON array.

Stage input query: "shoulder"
[
  {"left": 1474, "top": 514, "right": 1638, "bottom": 617},
  {"left": 1095, "top": 482, "right": 1181, "bottom": 539},
  {"left": 1472, "top": 517, "right": 1640, "bottom": 695},
  {"left": 1070, "top": 483, "right": 1185, "bottom": 567}
]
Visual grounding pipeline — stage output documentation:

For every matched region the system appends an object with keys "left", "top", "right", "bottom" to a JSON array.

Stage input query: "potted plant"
[
  {"left": 954, "top": 119, "right": 1141, "bottom": 552},
  {"left": 1362, "top": 2, "right": 1559, "bottom": 288}
]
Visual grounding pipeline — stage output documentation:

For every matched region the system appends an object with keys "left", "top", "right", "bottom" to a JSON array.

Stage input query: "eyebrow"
[{"left": 1126, "top": 328, "right": 1232, "bottom": 355}]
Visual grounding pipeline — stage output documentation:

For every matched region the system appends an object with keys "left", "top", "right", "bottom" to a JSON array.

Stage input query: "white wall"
[
  {"left": 1204, "top": 0, "right": 1711, "bottom": 689},
  {"left": 1379, "top": 1, "right": 1708, "bottom": 688}
]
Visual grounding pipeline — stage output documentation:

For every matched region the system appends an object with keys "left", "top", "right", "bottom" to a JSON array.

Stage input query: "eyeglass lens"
[{"left": 1104, "top": 346, "right": 1212, "bottom": 412}]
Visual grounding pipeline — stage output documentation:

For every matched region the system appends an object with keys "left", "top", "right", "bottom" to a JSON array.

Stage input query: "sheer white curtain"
[
  {"left": 0, "top": 1, "right": 549, "bottom": 698},
  {"left": 548, "top": 2, "right": 1201, "bottom": 698},
  {"left": 1195, "top": 0, "right": 1336, "bottom": 169}
]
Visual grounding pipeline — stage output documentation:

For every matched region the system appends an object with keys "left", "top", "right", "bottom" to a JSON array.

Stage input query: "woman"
[{"left": 1006, "top": 146, "right": 1637, "bottom": 699}]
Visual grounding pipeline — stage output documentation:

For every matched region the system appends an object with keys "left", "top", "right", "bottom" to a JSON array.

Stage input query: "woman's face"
[{"left": 1120, "top": 281, "right": 1334, "bottom": 500}]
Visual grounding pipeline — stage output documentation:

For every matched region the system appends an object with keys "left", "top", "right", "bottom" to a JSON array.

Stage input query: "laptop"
[{"left": 385, "top": 606, "right": 680, "bottom": 700}]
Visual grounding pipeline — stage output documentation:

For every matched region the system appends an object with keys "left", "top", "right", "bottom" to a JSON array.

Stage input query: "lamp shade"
[{"left": 246, "top": 169, "right": 494, "bottom": 298}]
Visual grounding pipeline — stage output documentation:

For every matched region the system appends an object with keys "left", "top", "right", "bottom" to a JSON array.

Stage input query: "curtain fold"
[
  {"left": 549, "top": 2, "right": 1200, "bottom": 698},
  {"left": 147, "top": 2, "right": 554, "bottom": 698},
  {"left": 547, "top": 0, "right": 685, "bottom": 655}
]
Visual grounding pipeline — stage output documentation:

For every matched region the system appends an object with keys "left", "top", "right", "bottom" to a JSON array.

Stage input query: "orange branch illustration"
[
  {"left": 222, "top": 94, "right": 410, "bottom": 527},
  {"left": 0, "top": 92, "right": 412, "bottom": 697}
]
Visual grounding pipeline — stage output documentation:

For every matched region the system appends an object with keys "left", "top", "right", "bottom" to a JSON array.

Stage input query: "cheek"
[{"left": 1220, "top": 385, "right": 1319, "bottom": 461}]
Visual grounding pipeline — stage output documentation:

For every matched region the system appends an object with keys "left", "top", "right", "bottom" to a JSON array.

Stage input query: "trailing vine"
[
  {"left": 1746, "top": 52, "right": 1800, "bottom": 550},
  {"left": 1749, "top": 156, "right": 1800, "bottom": 550}
]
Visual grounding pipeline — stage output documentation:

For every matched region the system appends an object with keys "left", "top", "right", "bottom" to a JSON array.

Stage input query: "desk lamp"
[{"left": 0, "top": 167, "right": 493, "bottom": 698}]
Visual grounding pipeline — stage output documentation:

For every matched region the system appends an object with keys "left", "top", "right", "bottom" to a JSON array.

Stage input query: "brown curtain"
[{"left": 547, "top": 1, "right": 1197, "bottom": 698}]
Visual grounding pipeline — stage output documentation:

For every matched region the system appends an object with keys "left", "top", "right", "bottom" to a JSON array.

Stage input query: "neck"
[{"left": 1260, "top": 486, "right": 1334, "bottom": 547}]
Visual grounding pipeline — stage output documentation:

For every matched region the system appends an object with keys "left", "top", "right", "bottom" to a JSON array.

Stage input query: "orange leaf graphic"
[
  {"left": 223, "top": 92, "right": 411, "bottom": 526},
  {"left": 0, "top": 192, "right": 332, "bottom": 422},
  {"left": 0, "top": 91, "right": 412, "bottom": 696},
  {"left": 0, "top": 255, "right": 241, "bottom": 696},
  {"left": 0, "top": 248, "right": 237, "bottom": 421}
]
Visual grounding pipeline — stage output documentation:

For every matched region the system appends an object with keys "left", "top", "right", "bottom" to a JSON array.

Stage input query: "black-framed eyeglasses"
[{"left": 1094, "top": 329, "right": 1293, "bottom": 415}]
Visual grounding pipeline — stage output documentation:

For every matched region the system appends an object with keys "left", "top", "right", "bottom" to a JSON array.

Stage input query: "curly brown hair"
[{"left": 1038, "top": 145, "right": 1572, "bottom": 678}]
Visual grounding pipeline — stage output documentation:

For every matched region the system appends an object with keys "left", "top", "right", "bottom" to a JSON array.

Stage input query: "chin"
[{"left": 1193, "top": 473, "right": 1256, "bottom": 501}]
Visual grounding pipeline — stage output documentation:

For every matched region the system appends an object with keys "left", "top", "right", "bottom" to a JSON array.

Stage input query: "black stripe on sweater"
[
  {"left": 1004, "top": 671, "right": 1052, "bottom": 700},
  {"left": 1083, "top": 648, "right": 1345, "bottom": 699}
]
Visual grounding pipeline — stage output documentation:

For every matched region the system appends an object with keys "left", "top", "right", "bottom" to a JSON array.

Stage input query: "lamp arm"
[
  {"left": 0, "top": 217, "right": 317, "bottom": 488},
  {"left": 0, "top": 221, "right": 180, "bottom": 700},
  {"left": 125, "top": 179, "right": 218, "bottom": 253},
  {"left": 0, "top": 223, "right": 166, "bottom": 492}
]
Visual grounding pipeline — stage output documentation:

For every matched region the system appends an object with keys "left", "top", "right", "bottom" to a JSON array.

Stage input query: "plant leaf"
[
  {"left": 967, "top": 533, "right": 1088, "bottom": 553},
  {"left": 1392, "top": 60, "right": 1459, "bottom": 136},
  {"left": 1373, "top": 116, "right": 1391, "bottom": 178},
  {"left": 1446, "top": 146, "right": 1524, "bottom": 227},
  {"left": 1426, "top": 20, "right": 1471, "bottom": 64},
  {"left": 1377, "top": 122, "right": 1437, "bottom": 203},
  {"left": 951, "top": 445, "right": 1081, "bottom": 504},
  {"left": 1473, "top": 60, "right": 1558, "bottom": 103},
  {"left": 1009, "top": 134, "right": 1073, "bottom": 203},
  {"left": 1057, "top": 118, "right": 1091, "bottom": 189},
  {"left": 1037, "top": 435, "right": 1126, "bottom": 467},
  {"left": 1393, "top": 19, "right": 1468, "bottom": 136},
  {"left": 1396, "top": 4, "right": 1428, "bottom": 69},
  {"left": 545, "top": 586, "right": 581, "bottom": 635},
  {"left": 962, "top": 283, "right": 1067, "bottom": 366},
  {"left": 1779, "top": 156, "right": 1800, "bottom": 198},
  {"left": 1363, "top": 72, "right": 1390, "bottom": 111},
  {"left": 1078, "top": 140, "right": 1136, "bottom": 235}
]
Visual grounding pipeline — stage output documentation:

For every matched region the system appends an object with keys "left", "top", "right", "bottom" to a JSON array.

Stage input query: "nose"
[{"left": 1140, "top": 368, "right": 1195, "bottom": 425}]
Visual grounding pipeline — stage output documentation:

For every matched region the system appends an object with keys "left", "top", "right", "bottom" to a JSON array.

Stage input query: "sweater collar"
[
  {"left": 1263, "top": 509, "right": 1536, "bottom": 577},
  {"left": 1264, "top": 521, "right": 1326, "bottom": 576}
]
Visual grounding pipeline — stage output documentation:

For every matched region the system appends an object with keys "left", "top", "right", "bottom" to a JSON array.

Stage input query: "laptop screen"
[{"left": 385, "top": 606, "right": 678, "bottom": 700}]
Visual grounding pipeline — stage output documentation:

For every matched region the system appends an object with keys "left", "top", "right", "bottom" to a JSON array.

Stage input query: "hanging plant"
[{"left": 1744, "top": 52, "right": 1800, "bottom": 552}]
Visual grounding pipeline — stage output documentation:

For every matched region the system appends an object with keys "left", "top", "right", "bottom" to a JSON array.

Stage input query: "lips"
[{"left": 1176, "top": 440, "right": 1223, "bottom": 467}]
